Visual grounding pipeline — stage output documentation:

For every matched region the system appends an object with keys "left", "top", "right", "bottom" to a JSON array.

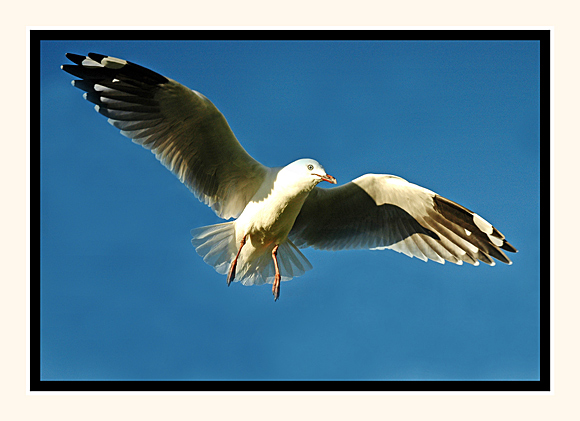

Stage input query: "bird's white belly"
[{"left": 234, "top": 189, "right": 309, "bottom": 260}]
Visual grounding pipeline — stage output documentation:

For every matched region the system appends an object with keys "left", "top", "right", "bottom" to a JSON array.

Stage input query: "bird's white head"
[{"left": 280, "top": 159, "right": 337, "bottom": 189}]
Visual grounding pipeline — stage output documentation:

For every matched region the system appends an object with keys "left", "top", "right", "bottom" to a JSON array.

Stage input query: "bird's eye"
[{"left": 307, "top": 164, "right": 314, "bottom": 171}]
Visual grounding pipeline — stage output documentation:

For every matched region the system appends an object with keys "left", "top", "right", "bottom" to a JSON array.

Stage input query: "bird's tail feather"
[
  {"left": 191, "top": 222, "right": 313, "bottom": 286},
  {"left": 235, "top": 240, "right": 313, "bottom": 286},
  {"left": 191, "top": 222, "right": 238, "bottom": 275}
]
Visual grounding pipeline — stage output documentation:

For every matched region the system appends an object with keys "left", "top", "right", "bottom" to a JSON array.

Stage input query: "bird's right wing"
[
  {"left": 289, "top": 174, "right": 517, "bottom": 265},
  {"left": 62, "top": 52, "right": 269, "bottom": 220}
]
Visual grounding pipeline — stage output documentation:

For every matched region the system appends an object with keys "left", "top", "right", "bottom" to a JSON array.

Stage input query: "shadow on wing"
[{"left": 289, "top": 182, "right": 439, "bottom": 251}]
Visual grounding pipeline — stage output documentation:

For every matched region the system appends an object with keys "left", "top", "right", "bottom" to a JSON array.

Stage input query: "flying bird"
[{"left": 62, "top": 52, "right": 517, "bottom": 301}]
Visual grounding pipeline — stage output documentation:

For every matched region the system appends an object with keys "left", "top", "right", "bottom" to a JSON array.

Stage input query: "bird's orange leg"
[
  {"left": 271, "top": 244, "right": 281, "bottom": 301},
  {"left": 227, "top": 235, "right": 246, "bottom": 286}
]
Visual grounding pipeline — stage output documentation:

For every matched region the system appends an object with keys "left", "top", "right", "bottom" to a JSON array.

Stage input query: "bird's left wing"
[
  {"left": 62, "top": 53, "right": 269, "bottom": 220},
  {"left": 289, "top": 174, "right": 517, "bottom": 265}
]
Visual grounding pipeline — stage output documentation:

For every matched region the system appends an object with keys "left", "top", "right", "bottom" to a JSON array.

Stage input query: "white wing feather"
[
  {"left": 289, "top": 174, "right": 517, "bottom": 265},
  {"left": 62, "top": 53, "right": 268, "bottom": 220}
]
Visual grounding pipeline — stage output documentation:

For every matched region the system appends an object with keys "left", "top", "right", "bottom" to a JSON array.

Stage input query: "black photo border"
[{"left": 31, "top": 28, "right": 551, "bottom": 393}]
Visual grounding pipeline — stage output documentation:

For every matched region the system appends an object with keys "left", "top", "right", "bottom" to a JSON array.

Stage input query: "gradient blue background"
[{"left": 40, "top": 40, "right": 540, "bottom": 381}]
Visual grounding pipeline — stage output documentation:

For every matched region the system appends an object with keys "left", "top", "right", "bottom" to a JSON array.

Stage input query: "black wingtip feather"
[
  {"left": 90, "top": 52, "right": 169, "bottom": 86},
  {"left": 432, "top": 195, "right": 517, "bottom": 265},
  {"left": 501, "top": 241, "right": 518, "bottom": 253},
  {"left": 69, "top": 79, "right": 96, "bottom": 93},
  {"left": 61, "top": 64, "right": 111, "bottom": 80},
  {"left": 62, "top": 52, "right": 169, "bottom": 87},
  {"left": 87, "top": 52, "right": 108, "bottom": 63},
  {"left": 121, "top": 61, "right": 169, "bottom": 86},
  {"left": 65, "top": 53, "right": 87, "bottom": 65}
]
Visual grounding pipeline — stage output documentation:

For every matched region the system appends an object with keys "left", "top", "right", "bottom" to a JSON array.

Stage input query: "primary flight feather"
[{"left": 62, "top": 52, "right": 517, "bottom": 301}]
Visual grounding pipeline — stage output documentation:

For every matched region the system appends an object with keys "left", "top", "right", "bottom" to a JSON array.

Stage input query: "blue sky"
[{"left": 40, "top": 39, "right": 540, "bottom": 381}]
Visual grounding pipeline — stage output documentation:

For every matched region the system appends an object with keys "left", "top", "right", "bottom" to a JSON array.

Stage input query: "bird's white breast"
[{"left": 235, "top": 169, "right": 312, "bottom": 249}]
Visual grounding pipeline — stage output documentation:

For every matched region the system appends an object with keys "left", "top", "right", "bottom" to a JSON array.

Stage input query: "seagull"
[{"left": 62, "top": 52, "right": 517, "bottom": 301}]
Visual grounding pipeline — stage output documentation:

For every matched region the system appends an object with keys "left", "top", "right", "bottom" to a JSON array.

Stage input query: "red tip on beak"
[{"left": 316, "top": 173, "right": 337, "bottom": 184}]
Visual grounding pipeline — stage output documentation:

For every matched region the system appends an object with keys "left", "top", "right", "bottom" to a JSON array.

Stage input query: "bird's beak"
[{"left": 314, "top": 173, "right": 337, "bottom": 184}]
